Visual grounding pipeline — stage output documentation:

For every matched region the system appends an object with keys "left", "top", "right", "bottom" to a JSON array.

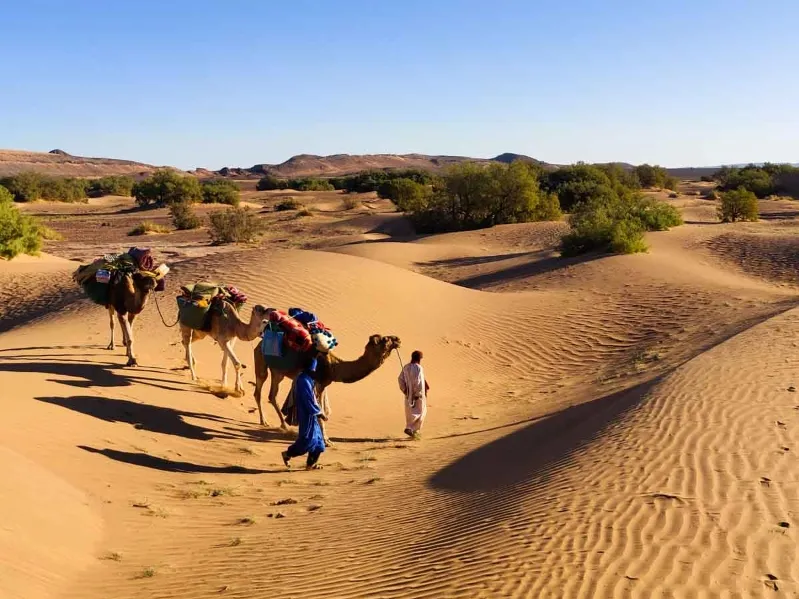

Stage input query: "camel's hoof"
[
  {"left": 106, "top": 344, "right": 114, "bottom": 351},
  {"left": 126, "top": 359, "right": 138, "bottom": 368},
  {"left": 324, "top": 439, "right": 335, "bottom": 447}
]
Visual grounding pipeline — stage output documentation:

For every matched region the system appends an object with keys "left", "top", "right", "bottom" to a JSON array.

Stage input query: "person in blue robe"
[{"left": 281, "top": 355, "right": 327, "bottom": 470}]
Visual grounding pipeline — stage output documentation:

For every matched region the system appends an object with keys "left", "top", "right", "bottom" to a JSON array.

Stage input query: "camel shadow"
[
  {"left": 78, "top": 446, "right": 280, "bottom": 474},
  {"left": 419, "top": 251, "right": 605, "bottom": 289},
  {"left": 429, "top": 378, "right": 661, "bottom": 493},
  {"left": 0, "top": 356, "right": 192, "bottom": 393},
  {"left": 35, "top": 395, "right": 243, "bottom": 441}
]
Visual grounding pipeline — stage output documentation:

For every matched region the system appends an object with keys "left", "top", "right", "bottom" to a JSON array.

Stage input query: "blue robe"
[{"left": 287, "top": 373, "right": 326, "bottom": 455}]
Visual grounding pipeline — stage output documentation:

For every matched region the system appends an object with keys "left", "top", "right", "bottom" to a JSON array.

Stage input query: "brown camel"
[
  {"left": 106, "top": 272, "right": 158, "bottom": 367},
  {"left": 252, "top": 334, "right": 401, "bottom": 443},
  {"left": 181, "top": 301, "right": 268, "bottom": 396}
]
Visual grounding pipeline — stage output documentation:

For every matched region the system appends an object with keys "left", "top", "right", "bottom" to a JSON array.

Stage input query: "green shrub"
[
  {"left": 132, "top": 170, "right": 202, "bottom": 207},
  {"left": 170, "top": 201, "right": 202, "bottom": 230},
  {"left": 86, "top": 175, "right": 135, "bottom": 197},
  {"left": 0, "top": 196, "right": 43, "bottom": 259},
  {"left": 209, "top": 206, "right": 263, "bottom": 244},
  {"left": 718, "top": 187, "right": 759, "bottom": 222},
  {"left": 286, "top": 178, "right": 335, "bottom": 192},
  {"left": 609, "top": 219, "right": 647, "bottom": 254},
  {"left": 40, "top": 225, "right": 63, "bottom": 241},
  {"left": 256, "top": 175, "right": 289, "bottom": 191},
  {"left": 128, "top": 221, "right": 170, "bottom": 236},
  {"left": 39, "top": 177, "right": 88, "bottom": 202},
  {"left": 634, "top": 164, "right": 672, "bottom": 189},
  {"left": 703, "top": 189, "right": 720, "bottom": 200},
  {"left": 560, "top": 191, "right": 682, "bottom": 257},
  {"left": 275, "top": 198, "right": 301, "bottom": 211},
  {"left": 0, "top": 172, "right": 43, "bottom": 202},
  {"left": 201, "top": 180, "right": 240, "bottom": 206}
]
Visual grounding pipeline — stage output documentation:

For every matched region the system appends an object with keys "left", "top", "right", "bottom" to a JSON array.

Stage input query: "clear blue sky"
[{"left": 1, "top": 0, "right": 797, "bottom": 169}]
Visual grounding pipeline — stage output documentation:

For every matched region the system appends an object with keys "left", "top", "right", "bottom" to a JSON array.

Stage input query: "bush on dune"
[
  {"left": 0, "top": 172, "right": 89, "bottom": 203},
  {"left": 170, "top": 201, "right": 202, "bottom": 230},
  {"left": 209, "top": 206, "right": 263, "bottom": 244},
  {"left": 0, "top": 185, "right": 43, "bottom": 259},
  {"left": 560, "top": 191, "right": 683, "bottom": 257}
]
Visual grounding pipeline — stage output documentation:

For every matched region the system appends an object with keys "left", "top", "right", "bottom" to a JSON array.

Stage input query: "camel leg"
[
  {"left": 119, "top": 313, "right": 137, "bottom": 367},
  {"left": 268, "top": 372, "right": 288, "bottom": 430},
  {"left": 107, "top": 306, "right": 116, "bottom": 350},
  {"left": 254, "top": 367, "right": 268, "bottom": 426},
  {"left": 181, "top": 327, "right": 198, "bottom": 381},
  {"left": 222, "top": 340, "right": 246, "bottom": 396},
  {"left": 220, "top": 342, "right": 229, "bottom": 389}
]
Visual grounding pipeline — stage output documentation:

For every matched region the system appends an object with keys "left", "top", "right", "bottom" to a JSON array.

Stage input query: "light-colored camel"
[
  {"left": 181, "top": 301, "right": 268, "bottom": 396},
  {"left": 106, "top": 272, "right": 158, "bottom": 367},
  {"left": 252, "top": 334, "right": 401, "bottom": 443}
]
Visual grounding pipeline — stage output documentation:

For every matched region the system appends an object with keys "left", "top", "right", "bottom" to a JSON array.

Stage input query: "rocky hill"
[{"left": 0, "top": 149, "right": 172, "bottom": 178}]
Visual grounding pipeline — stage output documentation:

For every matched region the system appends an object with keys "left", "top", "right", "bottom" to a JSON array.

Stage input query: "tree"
[
  {"left": 0, "top": 185, "right": 43, "bottom": 259},
  {"left": 377, "top": 178, "right": 430, "bottom": 212},
  {"left": 201, "top": 180, "right": 240, "bottom": 205},
  {"left": 718, "top": 187, "right": 759, "bottom": 222},
  {"left": 634, "top": 164, "right": 672, "bottom": 189},
  {"left": 256, "top": 175, "right": 288, "bottom": 191},
  {"left": 132, "top": 170, "right": 202, "bottom": 207},
  {"left": 540, "top": 164, "right": 613, "bottom": 212},
  {"left": 39, "top": 177, "right": 87, "bottom": 202}
]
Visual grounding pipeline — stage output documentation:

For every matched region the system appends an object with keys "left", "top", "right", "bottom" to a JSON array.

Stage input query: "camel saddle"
[
  {"left": 177, "top": 282, "right": 247, "bottom": 331},
  {"left": 73, "top": 248, "right": 165, "bottom": 306}
]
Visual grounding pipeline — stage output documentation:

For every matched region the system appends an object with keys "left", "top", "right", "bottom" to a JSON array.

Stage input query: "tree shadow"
[
  {"left": 0, "top": 357, "right": 192, "bottom": 393},
  {"left": 429, "top": 378, "right": 661, "bottom": 493},
  {"left": 36, "top": 395, "right": 242, "bottom": 441},
  {"left": 79, "top": 446, "right": 280, "bottom": 474},
  {"left": 419, "top": 250, "right": 606, "bottom": 289}
]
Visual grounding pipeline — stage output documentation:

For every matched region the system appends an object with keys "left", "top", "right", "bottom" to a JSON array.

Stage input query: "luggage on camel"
[
  {"left": 288, "top": 307, "right": 338, "bottom": 353},
  {"left": 176, "top": 282, "right": 248, "bottom": 331},
  {"left": 73, "top": 247, "right": 167, "bottom": 306},
  {"left": 259, "top": 309, "right": 314, "bottom": 371}
]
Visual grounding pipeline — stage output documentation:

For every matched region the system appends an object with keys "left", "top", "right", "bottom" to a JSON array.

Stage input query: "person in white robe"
[{"left": 398, "top": 350, "right": 430, "bottom": 438}]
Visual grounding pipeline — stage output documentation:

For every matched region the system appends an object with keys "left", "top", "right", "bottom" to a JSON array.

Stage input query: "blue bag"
[{"left": 261, "top": 329, "right": 284, "bottom": 358}]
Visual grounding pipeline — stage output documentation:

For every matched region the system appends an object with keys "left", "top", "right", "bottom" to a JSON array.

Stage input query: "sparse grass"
[
  {"left": 210, "top": 487, "right": 234, "bottom": 497},
  {"left": 229, "top": 537, "right": 243, "bottom": 547},
  {"left": 101, "top": 551, "right": 123, "bottom": 562},
  {"left": 308, "top": 504, "right": 323, "bottom": 512},
  {"left": 342, "top": 196, "right": 361, "bottom": 210},
  {"left": 358, "top": 455, "right": 378, "bottom": 462},
  {"left": 135, "top": 566, "right": 157, "bottom": 579},
  {"left": 237, "top": 516, "right": 256, "bottom": 526},
  {"left": 239, "top": 446, "right": 257, "bottom": 455},
  {"left": 209, "top": 206, "right": 263, "bottom": 244},
  {"left": 40, "top": 225, "right": 63, "bottom": 240},
  {"left": 273, "top": 498, "right": 298, "bottom": 506},
  {"left": 128, "top": 221, "right": 169, "bottom": 236},
  {"left": 296, "top": 208, "right": 313, "bottom": 218},
  {"left": 365, "top": 477, "right": 382, "bottom": 485},
  {"left": 275, "top": 198, "right": 301, "bottom": 211}
]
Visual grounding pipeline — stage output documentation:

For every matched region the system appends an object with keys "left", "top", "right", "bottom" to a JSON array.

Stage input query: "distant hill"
[
  {"left": 200, "top": 153, "right": 557, "bottom": 179},
  {"left": 0, "top": 149, "right": 175, "bottom": 178}
]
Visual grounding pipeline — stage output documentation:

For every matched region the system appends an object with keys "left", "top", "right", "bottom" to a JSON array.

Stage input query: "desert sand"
[{"left": 1, "top": 187, "right": 798, "bottom": 598}]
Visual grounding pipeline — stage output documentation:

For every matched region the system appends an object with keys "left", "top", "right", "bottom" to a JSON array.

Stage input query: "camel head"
[
  {"left": 366, "top": 334, "right": 402, "bottom": 364},
  {"left": 130, "top": 272, "right": 158, "bottom": 294}
]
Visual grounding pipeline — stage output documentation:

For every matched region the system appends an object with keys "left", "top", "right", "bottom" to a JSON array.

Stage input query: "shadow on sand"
[
  {"left": 35, "top": 395, "right": 242, "bottom": 441},
  {"left": 429, "top": 378, "right": 661, "bottom": 493},
  {"left": 78, "top": 446, "right": 282, "bottom": 474},
  {"left": 420, "top": 250, "right": 605, "bottom": 289},
  {"left": 0, "top": 353, "right": 192, "bottom": 393}
]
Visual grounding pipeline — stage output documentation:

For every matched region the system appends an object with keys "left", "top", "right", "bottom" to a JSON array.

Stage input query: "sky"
[{"left": 1, "top": 0, "right": 797, "bottom": 169}]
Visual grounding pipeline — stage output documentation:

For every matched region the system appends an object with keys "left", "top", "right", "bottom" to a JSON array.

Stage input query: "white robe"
[{"left": 398, "top": 363, "right": 427, "bottom": 433}]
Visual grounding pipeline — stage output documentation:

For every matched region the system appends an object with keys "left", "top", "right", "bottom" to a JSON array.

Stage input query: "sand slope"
[{"left": 1, "top": 209, "right": 798, "bottom": 598}]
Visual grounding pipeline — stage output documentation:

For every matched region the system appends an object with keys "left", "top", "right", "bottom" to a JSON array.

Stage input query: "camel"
[
  {"left": 181, "top": 301, "right": 268, "bottom": 396},
  {"left": 106, "top": 272, "right": 158, "bottom": 367},
  {"left": 253, "top": 333, "right": 401, "bottom": 443}
]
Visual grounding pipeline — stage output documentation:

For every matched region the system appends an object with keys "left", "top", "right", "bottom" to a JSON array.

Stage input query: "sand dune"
[{"left": 1, "top": 196, "right": 798, "bottom": 598}]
